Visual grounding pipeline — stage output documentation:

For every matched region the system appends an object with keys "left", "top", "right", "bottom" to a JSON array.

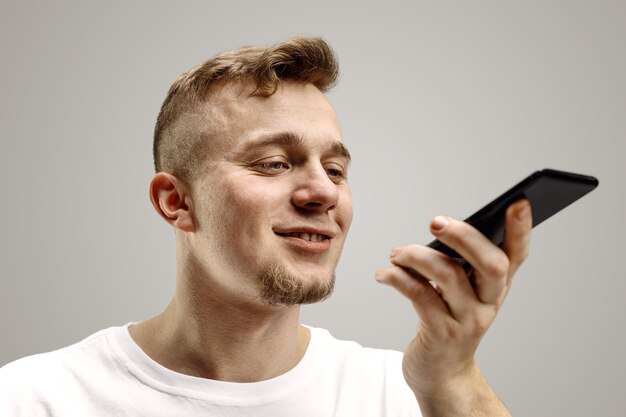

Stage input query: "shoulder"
[
  {"left": 306, "top": 326, "right": 419, "bottom": 416},
  {"left": 307, "top": 325, "right": 405, "bottom": 378},
  {"left": 310, "top": 325, "right": 403, "bottom": 359},
  {"left": 0, "top": 326, "right": 124, "bottom": 408},
  {"left": 1, "top": 326, "right": 117, "bottom": 378}
]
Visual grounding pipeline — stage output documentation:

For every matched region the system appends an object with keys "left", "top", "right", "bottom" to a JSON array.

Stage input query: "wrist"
[
  {"left": 404, "top": 359, "right": 510, "bottom": 417},
  {"left": 404, "top": 356, "right": 480, "bottom": 402}
]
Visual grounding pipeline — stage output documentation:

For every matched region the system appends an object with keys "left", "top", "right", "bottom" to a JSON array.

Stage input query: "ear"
[{"left": 149, "top": 172, "right": 195, "bottom": 232}]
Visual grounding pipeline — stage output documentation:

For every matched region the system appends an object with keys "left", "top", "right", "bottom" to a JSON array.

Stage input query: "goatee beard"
[{"left": 258, "top": 263, "right": 335, "bottom": 306}]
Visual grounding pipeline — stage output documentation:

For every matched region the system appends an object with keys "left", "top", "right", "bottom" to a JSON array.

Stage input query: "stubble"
[{"left": 258, "top": 263, "right": 335, "bottom": 306}]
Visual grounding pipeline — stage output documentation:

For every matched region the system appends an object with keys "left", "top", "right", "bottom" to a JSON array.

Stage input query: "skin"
[
  {"left": 130, "top": 81, "right": 352, "bottom": 382},
  {"left": 376, "top": 201, "right": 531, "bottom": 416},
  {"left": 131, "top": 79, "right": 532, "bottom": 415}
]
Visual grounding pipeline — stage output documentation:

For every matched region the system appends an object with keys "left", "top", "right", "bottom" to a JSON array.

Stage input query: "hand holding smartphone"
[{"left": 427, "top": 169, "right": 599, "bottom": 262}]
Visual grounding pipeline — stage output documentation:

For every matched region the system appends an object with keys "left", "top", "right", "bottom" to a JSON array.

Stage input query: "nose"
[{"left": 291, "top": 164, "right": 340, "bottom": 212}]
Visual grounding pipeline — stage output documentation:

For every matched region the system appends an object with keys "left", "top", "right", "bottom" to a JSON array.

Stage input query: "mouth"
[
  {"left": 274, "top": 228, "right": 335, "bottom": 253},
  {"left": 275, "top": 231, "right": 331, "bottom": 242}
]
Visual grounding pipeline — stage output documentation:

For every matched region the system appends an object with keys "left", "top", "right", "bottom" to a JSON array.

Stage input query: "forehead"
[
  {"left": 214, "top": 80, "right": 337, "bottom": 115},
  {"left": 204, "top": 81, "right": 344, "bottom": 157}
]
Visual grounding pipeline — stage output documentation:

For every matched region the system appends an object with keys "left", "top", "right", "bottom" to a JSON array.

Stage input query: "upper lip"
[{"left": 273, "top": 226, "right": 336, "bottom": 239}]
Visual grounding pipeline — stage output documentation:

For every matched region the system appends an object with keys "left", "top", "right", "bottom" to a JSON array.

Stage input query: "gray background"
[{"left": 1, "top": 1, "right": 624, "bottom": 416}]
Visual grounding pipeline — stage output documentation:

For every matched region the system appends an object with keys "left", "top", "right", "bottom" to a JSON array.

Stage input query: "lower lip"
[{"left": 277, "top": 235, "right": 332, "bottom": 254}]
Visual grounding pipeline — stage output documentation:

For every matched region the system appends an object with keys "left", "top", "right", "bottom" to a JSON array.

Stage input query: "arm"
[{"left": 376, "top": 199, "right": 532, "bottom": 417}]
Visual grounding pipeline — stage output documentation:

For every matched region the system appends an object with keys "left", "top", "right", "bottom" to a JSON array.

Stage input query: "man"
[{"left": 0, "top": 37, "right": 531, "bottom": 416}]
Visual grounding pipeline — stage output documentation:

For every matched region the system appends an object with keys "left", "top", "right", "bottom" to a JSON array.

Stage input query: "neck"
[{"left": 129, "top": 272, "right": 310, "bottom": 382}]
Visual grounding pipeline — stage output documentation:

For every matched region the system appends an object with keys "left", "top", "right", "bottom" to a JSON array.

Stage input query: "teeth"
[{"left": 285, "top": 232, "right": 325, "bottom": 241}]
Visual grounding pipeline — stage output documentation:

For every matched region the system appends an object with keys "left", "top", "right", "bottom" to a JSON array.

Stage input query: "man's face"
[{"left": 186, "top": 81, "right": 353, "bottom": 307}]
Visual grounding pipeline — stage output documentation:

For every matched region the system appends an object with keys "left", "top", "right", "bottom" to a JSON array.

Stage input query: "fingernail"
[
  {"left": 517, "top": 203, "right": 530, "bottom": 221},
  {"left": 431, "top": 216, "right": 449, "bottom": 232},
  {"left": 390, "top": 247, "right": 400, "bottom": 258}
]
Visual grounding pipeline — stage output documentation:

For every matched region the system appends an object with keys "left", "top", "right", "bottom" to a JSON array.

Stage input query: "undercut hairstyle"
[{"left": 153, "top": 37, "right": 340, "bottom": 179}]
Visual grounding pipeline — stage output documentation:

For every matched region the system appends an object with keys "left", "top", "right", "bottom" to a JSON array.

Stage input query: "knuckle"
[
  {"left": 486, "top": 254, "right": 510, "bottom": 278},
  {"left": 468, "top": 310, "right": 493, "bottom": 338},
  {"left": 436, "top": 262, "right": 465, "bottom": 286},
  {"left": 442, "top": 323, "right": 462, "bottom": 342},
  {"left": 472, "top": 317, "right": 491, "bottom": 338}
]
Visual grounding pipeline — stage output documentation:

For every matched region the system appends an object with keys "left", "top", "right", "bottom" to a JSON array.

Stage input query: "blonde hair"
[{"left": 153, "top": 36, "right": 339, "bottom": 178}]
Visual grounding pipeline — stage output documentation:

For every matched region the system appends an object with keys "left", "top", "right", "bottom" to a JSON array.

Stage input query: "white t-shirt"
[{"left": 1, "top": 324, "right": 421, "bottom": 416}]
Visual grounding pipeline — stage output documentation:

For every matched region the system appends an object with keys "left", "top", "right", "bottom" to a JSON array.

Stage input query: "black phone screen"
[{"left": 426, "top": 169, "right": 599, "bottom": 260}]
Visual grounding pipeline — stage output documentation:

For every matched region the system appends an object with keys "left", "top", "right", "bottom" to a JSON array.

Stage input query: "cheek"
[
  {"left": 217, "top": 177, "right": 287, "bottom": 237},
  {"left": 221, "top": 179, "right": 274, "bottom": 216}
]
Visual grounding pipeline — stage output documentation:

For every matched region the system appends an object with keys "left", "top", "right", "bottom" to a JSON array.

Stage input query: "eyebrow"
[{"left": 234, "top": 131, "right": 352, "bottom": 163}]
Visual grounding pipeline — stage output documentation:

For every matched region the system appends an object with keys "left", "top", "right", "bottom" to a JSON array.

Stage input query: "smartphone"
[{"left": 426, "top": 169, "right": 599, "bottom": 261}]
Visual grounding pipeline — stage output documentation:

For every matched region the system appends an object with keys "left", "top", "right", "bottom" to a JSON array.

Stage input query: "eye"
[
  {"left": 254, "top": 159, "right": 290, "bottom": 174},
  {"left": 324, "top": 163, "right": 347, "bottom": 182}
]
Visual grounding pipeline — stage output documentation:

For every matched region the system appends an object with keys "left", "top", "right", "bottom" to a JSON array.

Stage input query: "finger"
[
  {"left": 502, "top": 199, "right": 532, "bottom": 280},
  {"left": 375, "top": 265, "right": 450, "bottom": 326},
  {"left": 389, "top": 245, "right": 478, "bottom": 321},
  {"left": 430, "top": 216, "right": 509, "bottom": 305}
]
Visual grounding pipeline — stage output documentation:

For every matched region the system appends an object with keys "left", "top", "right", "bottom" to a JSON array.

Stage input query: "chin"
[{"left": 257, "top": 263, "right": 336, "bottom": 306}]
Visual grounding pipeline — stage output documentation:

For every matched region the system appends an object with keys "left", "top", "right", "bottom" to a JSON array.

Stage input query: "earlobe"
[{"left": 149, "top": 173, "right": 195, "bottom": 232}]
